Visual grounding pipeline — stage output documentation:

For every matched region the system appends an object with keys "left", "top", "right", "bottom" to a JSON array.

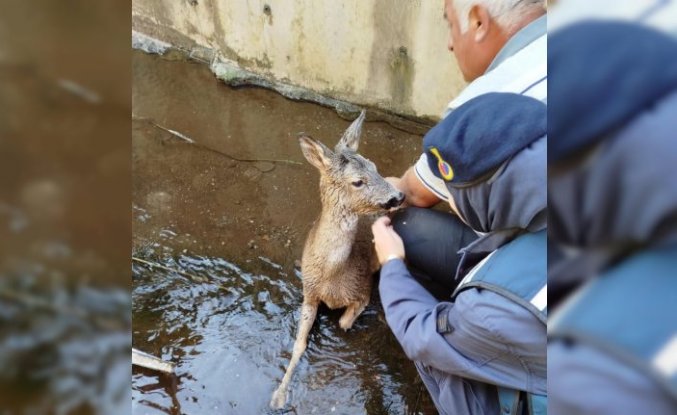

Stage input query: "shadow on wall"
[{"left": 368, "top": 0, "right": 417, "bottom": 116}]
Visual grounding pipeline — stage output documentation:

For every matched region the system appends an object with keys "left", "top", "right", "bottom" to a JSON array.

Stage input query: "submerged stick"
[
  {"left": 132, "top": 115, "right": 302, "bottom": 165},
  {"left": 132, "top": 348, "right": 175, "bottom": 373},
  {"left": 149, "top": 123, "right": 194, "bottom": 143}
]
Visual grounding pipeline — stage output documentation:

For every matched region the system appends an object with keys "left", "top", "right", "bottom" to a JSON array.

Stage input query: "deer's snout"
[{"left": 380, "top": 192, "right": 405, "bottom": 210}]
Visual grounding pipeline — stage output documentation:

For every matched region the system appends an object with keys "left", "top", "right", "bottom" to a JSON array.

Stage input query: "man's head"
[{"left": 444, "top": 0, "right": 545, "bottom": 82}]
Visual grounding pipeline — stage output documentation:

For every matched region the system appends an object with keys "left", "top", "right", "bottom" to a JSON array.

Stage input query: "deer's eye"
[{"left": 351, "top": 180, "right": 364, "bottom": 188}]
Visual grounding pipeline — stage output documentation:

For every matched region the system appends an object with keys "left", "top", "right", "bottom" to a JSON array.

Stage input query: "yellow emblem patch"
[{"left": 430, "top": 147, "right": 454, "bottom": 181}]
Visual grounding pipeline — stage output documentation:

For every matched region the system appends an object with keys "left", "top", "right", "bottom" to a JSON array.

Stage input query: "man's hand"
[{"left": 371, "top": 216, "right": 405, "bottom": 265}]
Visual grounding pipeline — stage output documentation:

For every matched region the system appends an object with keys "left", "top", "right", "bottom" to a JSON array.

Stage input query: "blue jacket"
[{"left": 379, "top": 252, "right": 546, "bottom": 414}]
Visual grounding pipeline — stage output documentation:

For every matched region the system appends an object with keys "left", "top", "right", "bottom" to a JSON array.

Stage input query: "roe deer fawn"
[{"left": 270, "top": 111, "right": 404, "bottom": 409}]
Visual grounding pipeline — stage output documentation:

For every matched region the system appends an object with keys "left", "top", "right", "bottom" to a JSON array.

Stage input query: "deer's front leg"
[
  {"left": 339, "top": 300, "right": 368, "bottom": 331},
  {"left": 270, "top": 300, "right": 318, "bottom": 409}
]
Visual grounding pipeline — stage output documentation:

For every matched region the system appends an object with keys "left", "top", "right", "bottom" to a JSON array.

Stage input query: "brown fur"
[{"left": 270, "top": 111, "right": 403, "bottom": 409}]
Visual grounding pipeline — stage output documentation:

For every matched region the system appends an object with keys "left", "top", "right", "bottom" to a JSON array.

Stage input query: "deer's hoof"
[
  {"left": 270, "top": 388, "right": 287, "bottom": 410},
  {"left": 339, "top": 317, "right": 353, "bottom": 331}
]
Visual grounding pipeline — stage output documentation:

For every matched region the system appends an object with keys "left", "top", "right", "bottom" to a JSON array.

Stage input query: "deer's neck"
[
  {"left": 312, "top": 190, "right": 359, "bottom": 266},
  {"left": 317, "top": 203, "right": 359, "bottom": 237}
]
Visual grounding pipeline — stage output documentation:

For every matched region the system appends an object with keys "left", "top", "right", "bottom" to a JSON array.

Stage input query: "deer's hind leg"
[
  {"left": 339, "top": 299, "right": 369, "bottom": 331},
  {"left": 270, "top": 300, "right": 318, "bottom": 409}
]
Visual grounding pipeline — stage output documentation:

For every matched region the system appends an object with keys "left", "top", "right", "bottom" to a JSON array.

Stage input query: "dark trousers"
[{"left": 391, "top": 207, "right": 478, "bottom": 300}]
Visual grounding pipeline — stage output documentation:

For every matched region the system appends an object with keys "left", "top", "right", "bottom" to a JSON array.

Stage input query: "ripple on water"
[{"left": 133, "top": 252, "right": 431, "bottom": 414}]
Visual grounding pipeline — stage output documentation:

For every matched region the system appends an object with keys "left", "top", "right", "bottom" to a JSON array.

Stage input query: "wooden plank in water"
[{"left": 132, "top": 348, "right": 175, "bottom": 374}]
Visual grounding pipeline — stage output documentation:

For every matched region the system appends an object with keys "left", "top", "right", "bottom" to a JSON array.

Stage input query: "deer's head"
[{"left": 299, "top": 111, "right": 404, "bottom": 215}]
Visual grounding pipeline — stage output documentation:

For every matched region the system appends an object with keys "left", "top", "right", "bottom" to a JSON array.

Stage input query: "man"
[
  {"left": 547, "top": 20, "right": 677, "bottom": 414},
  {"left": 373, "top": 93, "right": 547, "bottom": 414},
  {"left": 372, "top": 1, "right": 548, "bottom": 413},
  {"left": 387, "top": 0, "right": 546, "bottom": 298},
  {"left": 545, "top": 3, "right": 677, "bottom": 412},
  {"left": 384, "top": 0, "right": 546, "bottom": 301},
  {"left": 394, "top": 0, "right": 546, "bottom": 209}
]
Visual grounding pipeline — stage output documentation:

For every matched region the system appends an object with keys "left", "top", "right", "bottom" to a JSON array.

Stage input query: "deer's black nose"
[{"left": 382, "top": 193, "right": 405, "bottom": 209}]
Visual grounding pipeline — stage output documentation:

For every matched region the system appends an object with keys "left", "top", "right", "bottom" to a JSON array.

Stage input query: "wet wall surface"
[{"left": 132, "top": 50, "right": 437, "bottom": 414}]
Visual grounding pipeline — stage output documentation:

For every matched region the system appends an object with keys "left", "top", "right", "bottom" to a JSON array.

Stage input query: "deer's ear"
[
  {"left": 299, "top": 135, "right": 333, "bottom": 171},
  {"left": 336, "top": 110, "right": 365, "bottom": 152}
]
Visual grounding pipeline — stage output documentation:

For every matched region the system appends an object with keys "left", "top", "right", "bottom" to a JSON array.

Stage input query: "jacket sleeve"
[
  {"left": 379, "top": 259, "right": 546, "bottom": 392},
  {"left": 378, "top": 259, "right": 469, "bottom": 371}
]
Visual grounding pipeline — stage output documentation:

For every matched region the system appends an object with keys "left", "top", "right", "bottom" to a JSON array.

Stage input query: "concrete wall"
[{"left": 132, "top": 0, "right": 467, "bottom": 121}]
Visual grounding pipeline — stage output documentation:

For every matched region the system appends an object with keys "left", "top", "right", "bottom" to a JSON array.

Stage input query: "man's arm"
[
  {"left": 372, "top": 217, "right": 484, "bottom": 375},
  {"left": 388, "top": 166, "right": 442, "bottom": 208},
  {"left": 371, "top": 219, "right": 534, "bottom": 390}
]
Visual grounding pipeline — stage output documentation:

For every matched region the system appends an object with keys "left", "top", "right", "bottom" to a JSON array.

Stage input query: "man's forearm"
[
  {"left": 379, "top": 259, "right": 444, "bottom": 361},
  {"left": 396, "top": 167, "right": 442, "bottom": 208}
]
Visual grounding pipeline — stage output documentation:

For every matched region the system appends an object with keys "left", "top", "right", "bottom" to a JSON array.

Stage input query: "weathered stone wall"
[{"left": 132, "top": 0, "right": 467, "bottom": 121}]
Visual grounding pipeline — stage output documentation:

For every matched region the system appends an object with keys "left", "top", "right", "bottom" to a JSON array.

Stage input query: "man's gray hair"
[{"left": 452, "top": 0, "right": 545, "bottom": 32}]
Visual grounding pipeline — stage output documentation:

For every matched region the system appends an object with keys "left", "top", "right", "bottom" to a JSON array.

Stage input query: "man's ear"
[
  {"left": 299, "top": 135, "right": 333, "bottom": 171},
  {"left": 469, "top": 4, "right": 491, "bottom": 42}
]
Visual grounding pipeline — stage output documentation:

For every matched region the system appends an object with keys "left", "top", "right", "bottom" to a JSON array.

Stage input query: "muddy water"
[
  {"left": 132, "top": 50, "right": 437, "bottom": 414},
  {"left": 0, "top": 2, "right": 130, "bottom": 413}
]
